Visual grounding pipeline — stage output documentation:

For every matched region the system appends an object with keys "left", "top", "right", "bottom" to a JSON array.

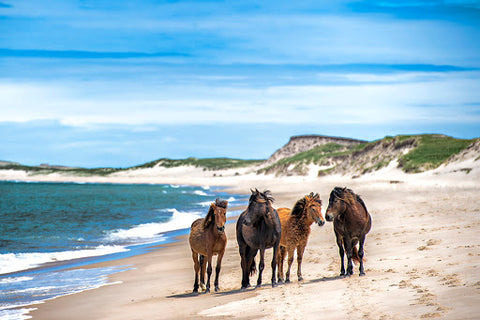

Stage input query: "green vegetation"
[
  {"left": 1, "top": 163, "right": 123, "bottom": 176},
  {"left": 2, "top": 157, "right": 264, "bottom": 176},
  {"left": 134, "top": 157, "right": 264, "bottom": 171},
  {"left": 398, "top": 135, "right": 474, "bottom": 173}
]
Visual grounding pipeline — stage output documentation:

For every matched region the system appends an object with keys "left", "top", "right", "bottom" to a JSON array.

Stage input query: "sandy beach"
[{"left": 2, "top": 157, "right": 479, "bottom": 320}]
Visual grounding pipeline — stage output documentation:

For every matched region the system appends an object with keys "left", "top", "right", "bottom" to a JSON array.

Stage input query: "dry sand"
[{"left": 3, "top": 159, "right": 479, "bottom": 319}]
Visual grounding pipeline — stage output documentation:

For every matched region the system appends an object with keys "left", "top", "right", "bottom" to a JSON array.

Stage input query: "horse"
[
  {"left": 325, "top": 187, "right": 371, "bottom": 276},
  {"left": 189, "top": 198, "right": 228, "bottom": 293},
  {"left": 276, "top": 192, "right": 325, "bottom": 283},
  {"left": 236, "top": 189, "right": 281, "bottom": 289}
]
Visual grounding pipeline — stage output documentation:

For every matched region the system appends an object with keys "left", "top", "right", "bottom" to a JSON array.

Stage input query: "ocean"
[{"left": 0, "top": 181, "right": 245, "bottom": 320}]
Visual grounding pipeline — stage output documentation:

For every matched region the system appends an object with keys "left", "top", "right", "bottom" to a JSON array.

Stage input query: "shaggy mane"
[
  {"left": 291, "top": 192, "right": 322, "bottom": 216},
  {"left": 203, "top": 198, "right": 228, "bottom": 228}
]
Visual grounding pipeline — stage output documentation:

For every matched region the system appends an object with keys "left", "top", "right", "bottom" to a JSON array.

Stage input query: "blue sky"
[{"left": 1, "top": 0, "right": 480, "bottom": 167}]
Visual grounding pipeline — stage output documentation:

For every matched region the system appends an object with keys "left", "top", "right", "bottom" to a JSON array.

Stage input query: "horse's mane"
[
  {"left": 248, "top": 189, "right": 274, "bottom": 207},
  {"left": 291, "top": 192, "right": 322, "bottom": 216},
  {"left": 203, "top": 198, "right": 228, "bottom": 228},
  {"left": 331, "top": 187, "right": 368, "bottom": 213}
]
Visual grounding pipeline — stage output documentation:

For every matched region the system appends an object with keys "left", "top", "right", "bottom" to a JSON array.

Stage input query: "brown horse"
[
  {"left": 325, "top": 187, "right": 371, "bottom": 276},
  {"left": 189, "top": 198, "right": 228, "bottom": 293},
  {"left": 276, "top": 192, "right": 325, "bottom": 282},
  {"left": 236, "top": 189, "right": 281, "bottom": 289}
]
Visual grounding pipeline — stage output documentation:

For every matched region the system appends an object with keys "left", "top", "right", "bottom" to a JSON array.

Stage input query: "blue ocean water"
[{"left": 0, "top": 181, "right": 244, "bottom": 319}]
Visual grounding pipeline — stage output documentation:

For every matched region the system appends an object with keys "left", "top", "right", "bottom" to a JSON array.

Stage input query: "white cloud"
[{"left": 1, "top": 71, "right": 479, "bottom": 127}]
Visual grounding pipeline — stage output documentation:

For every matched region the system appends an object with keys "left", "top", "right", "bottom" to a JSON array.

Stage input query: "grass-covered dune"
[
  {"left": 260, "top": 134, "right": 478, "bottom": 176},
  {"left": 1, "top": 134, "right": 477, "bottom": 178},
  {"left": 132, "top": 157, "right": 264, "bottom": 171},
  {"left": 0, "top": 157, "right": 264, "bottom": 176}
]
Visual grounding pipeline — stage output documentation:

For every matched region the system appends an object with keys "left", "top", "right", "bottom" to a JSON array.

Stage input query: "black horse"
[
  {"left": 236, "top": 189, "right": 282, "bottom": 289},
  {"left": 325, "top": 187, "right": 372, "bottom": 276}
]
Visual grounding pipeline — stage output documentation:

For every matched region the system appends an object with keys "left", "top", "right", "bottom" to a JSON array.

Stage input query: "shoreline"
[{"left": 3, "top": 161, "right": 480, "bottom": 319}]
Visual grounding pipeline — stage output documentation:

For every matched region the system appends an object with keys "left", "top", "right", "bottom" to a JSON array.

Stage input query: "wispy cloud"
[{"left": 0, "top": 49, "right": 190, "bottom": 59}]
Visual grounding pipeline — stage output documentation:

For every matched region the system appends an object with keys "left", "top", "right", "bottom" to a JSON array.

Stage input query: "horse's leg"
[
  {"left": 199, "top": 254, "right": 206, "bottom": 291},
  {"left": 192, "top": 251, "right": 200, "bottom": 293},
  {"left": 214, "top": 250, "right": 224, "bottom": 292},
  {"left": 271, "top": 242, "right": 279, "bottom": 287},
  {"left": 344, "top": 236, "right": 354, "bottom": 276},
  {"left": 335, "top": 232, "right": 345, "bottom": 276},
  {"left": 358, "top": 234, "right": 366, "bottom": 276},
  {"left": 205, "top": 252, "right": 213, "bottom": 293},
  {"left": 240, "top": 245, "right": 255, "bottom": 289},
  {"left": 285, "top": 246, "right": 295, "bottom": 283},
  {"left": 296, "top": 244, "right": 306, "bottom": 281},
  {"left": 256, "top": 248, "right": 265, "bottom": 288},
  {"left": 277, "top": 245, "right": 286, "bottom": 283}
]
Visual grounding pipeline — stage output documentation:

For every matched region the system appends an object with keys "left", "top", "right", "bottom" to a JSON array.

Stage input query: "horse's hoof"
[
  {"left": 285, "top": 279, "right": 290, "bottom": 283},
  {"left": 255, "top": 284, "right": 262, "bottom": 289},
  {"left": 359, "top": 272, "right": 366, "bottom": 277},
  {"left": 298, "top": 276, "right": 304, "bottom": 282},
  {"left": 215, "top": 286, "right": 220, "bottom": 292},
  {"left": 193, "top": 288, "right": 198, "bottom": 293},
  {"left": 205, "top": 288, "right": 210, "bottom": 293}
]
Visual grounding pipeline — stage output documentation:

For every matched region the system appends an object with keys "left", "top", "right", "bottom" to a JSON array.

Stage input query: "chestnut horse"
[
  {"left": 325, "top": 187, "right": 371, "bottom": 276},
  {"left": 236, "top": 189, "right": 281, "bottom": 289},
  {"left": 276, "top": 192, "right": 325, "bottom": 282},
  {"left": 189, "top": 198, "right": 228, "bottom": 293}
]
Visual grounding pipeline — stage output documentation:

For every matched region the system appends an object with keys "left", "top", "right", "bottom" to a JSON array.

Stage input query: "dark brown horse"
[
  {"left": 325, "top": 187, "right": 371, "bottom": 276},
  {"left": 276, "top": 192, "right": 325, "bottom": 283},
  {"left": 189, "top": 198, "right": 228, "bottom": 293},
  {"left": 236, "top": 189, "right": 281, "bottom": 289}
]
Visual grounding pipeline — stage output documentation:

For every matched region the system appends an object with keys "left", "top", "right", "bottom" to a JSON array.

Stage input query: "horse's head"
[
  {"left": 207, "top": 199, "right": 228, "bottom": 234},
  {"left": 325, "top": 187, "right": 349, "bottom": 221},
  {"left": 304, "top": 192, "right": 325, "bottom": 226},
  {"left": 244, "top": 189, "right": 274, "bottom": 225}
]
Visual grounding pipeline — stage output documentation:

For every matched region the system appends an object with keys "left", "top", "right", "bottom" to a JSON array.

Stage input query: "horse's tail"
[
  {"left": 249, "top": 258, "right": 257, "bottom": 276},
  {"left": 352, "top": 246, "right": 360, "bottom": 265}
]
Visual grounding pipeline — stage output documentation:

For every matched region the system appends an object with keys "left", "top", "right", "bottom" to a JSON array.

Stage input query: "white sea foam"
[
  {"left": 0, "top": 276, "right": 33, "bottom": 284},
  {"left": 193, "top": 190, "right": 208, "bottom": 196},
  {"left": 106, "top": 208, "right": 202, "bottom": 242},
  {"left": 198, "top": 200, "right": 213, "bottom": 207},
  {"left": 199, "top": 197, "right": 237, "bottom": 207},
  {"left": 0, "top": 308, "right": 36, "bottom": 320},
  {"left": 0, "top": 246, "right": 128, "bottom": 275}
]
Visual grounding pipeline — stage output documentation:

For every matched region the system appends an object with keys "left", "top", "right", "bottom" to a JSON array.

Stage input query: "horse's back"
[
  {"left": 335, "top": 199, "right": 371, "bottom": 239},
  {"left": 276, "top": 207, "right": 291, "bottom": 225},
  {"left": 189, "top": 218, "right": 206, "bottom": 253}
]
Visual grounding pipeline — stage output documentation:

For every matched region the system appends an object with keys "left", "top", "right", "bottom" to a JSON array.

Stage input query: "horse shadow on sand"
[
  {"left": 166, "top": 287, "right": 255, "bottom": 299},
  {"left": 166, "top": 274, "right": 344, "bottom": 299}
]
